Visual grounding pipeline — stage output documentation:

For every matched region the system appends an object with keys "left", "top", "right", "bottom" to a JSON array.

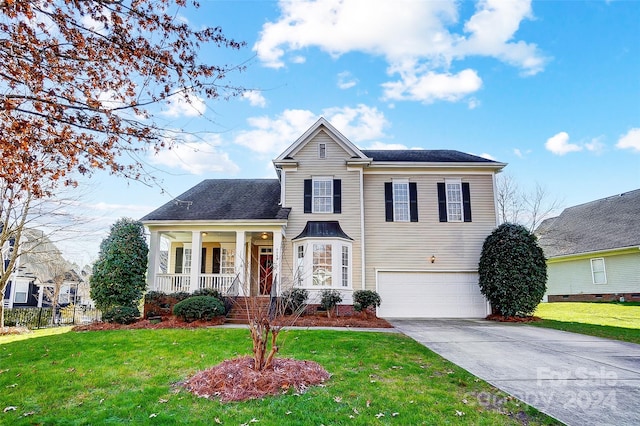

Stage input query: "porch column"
[
  {"left": 147, "top": 230, "right": 160, "bottom": 291},
  {"left": 190, "top": 231, "right": 202, "bottom": 293},
  {"left": 37, "top": 284, "right": 43, "bottom": 308},
  {"left": 235, "top": 231, "right": 246, "bottom": 295},
  {"left": 272, "top": 230, "right": 283, "bottom": 295}
]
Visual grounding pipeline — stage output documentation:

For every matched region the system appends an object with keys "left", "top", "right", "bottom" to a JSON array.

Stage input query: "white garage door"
[{"left": 377, "top": 271, "right": 489, "bottom": 318}]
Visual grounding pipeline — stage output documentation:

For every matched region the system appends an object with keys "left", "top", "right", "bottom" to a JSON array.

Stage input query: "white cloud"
[
  {"left": 242, "top": 90, "right": 267, "bottom": 108},
  {"left": 160, "top": 90, "right": 206, "bottom": 118},
  {"left": 479, "top": 152, "right": 497, "bottom": 161},
  {"left": 616, "top": 128, "right": 640, "bottom": 152},
  {"left": 514, "top": 148, "right": 523, "bottom": 158},
  {"left": 337, "top": 71, "right": 358, "bottom": 89},
  {"left": 366, "top": 141, "right": 409, "bottom": 150},
  {"left": 467, "top": 98, "right": 481, "bottom": 109},
  {"left": 382, "top": 69, "right": 482, "bottom": 103},
  {"left": 585, "top": 137, "right": 606, "bottom": 154},
  {"left": 234, "top": 104, "right": 389, "bottom": 155},
  {"left": 150, "top": 135, "right": 239, "bottom": 175},
  {"left": 545, "top": 132, "right": 582, "bottom": 156},
  {"left": 255, "top": 0, "right": 546, "bottom": 104}
]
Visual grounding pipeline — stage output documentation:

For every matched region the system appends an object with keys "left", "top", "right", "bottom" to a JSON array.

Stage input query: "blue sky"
[{"left": 59, "top": 0, "right": 640, "bottom": 265}]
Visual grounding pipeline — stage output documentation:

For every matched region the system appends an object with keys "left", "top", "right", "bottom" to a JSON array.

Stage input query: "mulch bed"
[
  {"left": 486, "top": 314, "right": 541, "bottom": 323},
  {"left": 182, "top": 356, "right": 330, "bottom": 402},
  {"left": 72, "top": 313, "right": 392, "bottom": 332}
]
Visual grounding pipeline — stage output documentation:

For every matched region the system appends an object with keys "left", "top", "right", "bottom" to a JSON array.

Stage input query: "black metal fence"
[{"left": 3, "top": 305, "right": 102, "bottom": 329}]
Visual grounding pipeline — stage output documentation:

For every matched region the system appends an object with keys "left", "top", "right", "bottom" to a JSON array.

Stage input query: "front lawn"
[
  {"left": 0, "top": 328, "right": 559, "bottom": 425},
  {"left": 533, "top": 302, "right": 640, "bottom": 344}
]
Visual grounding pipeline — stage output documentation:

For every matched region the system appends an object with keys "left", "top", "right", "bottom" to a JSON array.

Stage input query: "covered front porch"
[{"left": 146, "top": 226, "right": 285, "bottom": 297}]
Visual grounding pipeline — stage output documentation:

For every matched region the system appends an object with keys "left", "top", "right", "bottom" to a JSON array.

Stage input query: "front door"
[{"left": 259, "top": 253, "right": 273, "bottom": 295}]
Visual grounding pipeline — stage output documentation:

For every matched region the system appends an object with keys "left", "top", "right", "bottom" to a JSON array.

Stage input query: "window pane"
[
  {"left": 341, "top": 246, "right": 349, "bottom": 287},
  {"left": 183, "top": 248, "right": 192, "bottom": 274},
  {"left": 312, "top": 243, "right": 332, "bottom": 286},
  {"left": 591, "top": 258, "right": 606, "bottom": 284},
  {"left": 393, "top": 183, "right": 409, "bottom": 222},
  {"left": 313, "top": 180, "right": 332, "bottom": 213},
  {"left": 296, "top": 245, "right": 305, "bottom": 286},
  {"left": 221, "top": 248, "right": 235, "bottom": 274},
  {"left": 15, "top": 292, "right": 27, "bottom": 303},
  {"left": 446, "top": 182, "right": 463, "bottom": 221}
]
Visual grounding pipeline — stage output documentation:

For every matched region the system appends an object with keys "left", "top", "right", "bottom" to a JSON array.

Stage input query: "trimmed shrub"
[
  {"left": 478, "top": 223, "right": 547, "bottom": 317},
  {"left": 281, "top": 288, "right": 309, "bottom": 315},
  {"left": 320, "top": 289, "right": 342, "bottom": 317},
  {"left": 353, "top": 290, "right": 381, "bottom": 312},
  {"left": 173, "top": 296, "right": 225, "bottom": 322},
  {"left": 192, "top": 288, "right": 232, "bottom": 314},
  {"left": 144, "top": 291, "right": 166, "bottom": 303},
  {"left": 103, "top": 305, "right": 140, "bottom": 324}
]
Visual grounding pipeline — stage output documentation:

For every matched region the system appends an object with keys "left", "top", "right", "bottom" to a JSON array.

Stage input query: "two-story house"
[{"left": 141, "top": 118, "right": 505, "bottom": 318}]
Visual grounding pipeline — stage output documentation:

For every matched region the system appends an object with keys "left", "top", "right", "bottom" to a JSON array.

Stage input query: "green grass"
[
  {"left": 0, "top": 328, "right": 559, "bottom": 425},
  {"left": 0, "top": 326, "right": 73, "bottom": 344},
  {"left": 532, "top": 302, "right": 640, "bottom": 344}
]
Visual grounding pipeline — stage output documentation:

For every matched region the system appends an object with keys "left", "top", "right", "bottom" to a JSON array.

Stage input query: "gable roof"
[
  {"left": 140, "top": 179, "right": 290, "bottom": 222},
  {"left": 274, "top": 117, "right": 369, "bottom": 162},
  {"left": 536, "top": 189, "right": 640, "bottom": 258},
  {"left": 361, "top": 149, "right": 498, "bottom": 163}
]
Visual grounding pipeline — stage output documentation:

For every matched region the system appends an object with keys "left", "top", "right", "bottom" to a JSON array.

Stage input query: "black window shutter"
[
  {"left": 462, "top": 182, "right": 472, "bottom": 222},
  {"left": 333, "top": 179, "right": 342, "bottom": 213},
  {"left": 409, "top": 182, "right": 418, "bottom": 222},
  {"left": 201, "top": 247, "right": 207, "bottom": 273},
  {"left": 303, "top": 179, "right": 312, "bottom": 213},
  {"left": 212, "top": 247, "right": 221, "bottom": 274},
  {"left": 175, "top": 247, "right": 183, "bottom": 274},
  {"left": 437, "top": 182, "right": 447, "bottom": 222},
  {"left": 384, "top": 182, "right": 393, "bottom": 222}
]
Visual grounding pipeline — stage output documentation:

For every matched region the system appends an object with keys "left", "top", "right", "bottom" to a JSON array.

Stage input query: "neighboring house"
[
  {"left": 536, "top": 189, "right": 640, "bottom": 302},
  {"left": 2, "top": 229, "right": 83, "bottom": 309},
  {"left": 141, "top": 118, "right": 506, "bottom": 318}
]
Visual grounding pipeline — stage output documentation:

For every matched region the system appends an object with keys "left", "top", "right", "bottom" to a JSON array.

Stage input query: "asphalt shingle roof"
[
  {"left": 361, "top": 149, "right": 497, "bottom": 163},
  {"left": 140, "top": 179, "right": 290, "bottom": 222},
  {"left": 536, "top": 189, "right": 640, "bottom": 258}
]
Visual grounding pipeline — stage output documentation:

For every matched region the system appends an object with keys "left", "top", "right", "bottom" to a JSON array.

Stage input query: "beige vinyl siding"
[
  {"left": 281, "top": 130, "right": 363, "bottom": 290},
  {"left": 363, "top": 172, "right": 497, "bottom": 290},
  {"left": 546, "top": 251, "right": 640, "bottom": 296}
]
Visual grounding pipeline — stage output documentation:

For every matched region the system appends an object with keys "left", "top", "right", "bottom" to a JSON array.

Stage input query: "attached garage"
[{"left": 377, "top": 271, "right": 489, "bottom": 318}]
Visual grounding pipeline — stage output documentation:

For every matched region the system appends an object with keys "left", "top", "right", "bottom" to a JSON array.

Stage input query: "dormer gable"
[{"left": 273, "top": 117, "right": 369, "bottom": 166}]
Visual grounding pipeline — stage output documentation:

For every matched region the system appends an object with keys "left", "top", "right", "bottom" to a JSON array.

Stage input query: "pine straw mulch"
[
  {"left": 72, "top": 316, "right": 225, "bottom": 331},
  {"left": 486, "top": 314, "right": 541, "bottom": 323},
  {"left": 181, "top": 356, "right": 330, "bottom": 402},
  {"left": 0, "top": 326, "right": 31, "bottom": 336},
  {"left": 72, "top": 313, "right": 392, "bottom": 332}
]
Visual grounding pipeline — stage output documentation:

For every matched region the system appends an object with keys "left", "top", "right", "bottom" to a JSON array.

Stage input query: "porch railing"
[{"left": 153, "top": 274, "right": 236, "bottom": 294}]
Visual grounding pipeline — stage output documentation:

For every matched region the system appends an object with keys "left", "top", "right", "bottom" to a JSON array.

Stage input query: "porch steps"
[{"left": 225, "top": 297, "right": 273, "bottom": 325}]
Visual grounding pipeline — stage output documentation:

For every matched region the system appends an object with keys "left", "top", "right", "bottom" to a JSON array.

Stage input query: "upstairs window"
[
  {"left": 385, "top": 181, "right": 418, "bottom": 222},
  {"left": 318, "top": 143, "right": 326, "bottom": 159},
  {"left": 591, "top": 258, "right": 607, "bottom": 284},
  {"left": 304, "top": 178, "right": 342, "bottom": 214},
  {"left": 437, "top": 181, "right": 472, "bottom": 222}
]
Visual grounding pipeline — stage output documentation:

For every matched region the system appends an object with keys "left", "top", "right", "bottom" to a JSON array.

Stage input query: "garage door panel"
[{"left": 377, "top": 272, "right": 488, "bottom": 318}]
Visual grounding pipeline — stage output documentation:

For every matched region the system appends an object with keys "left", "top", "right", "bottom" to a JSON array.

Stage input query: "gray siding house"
[{"left": 141, "top": 118, "right": 506, "bottom": 318}]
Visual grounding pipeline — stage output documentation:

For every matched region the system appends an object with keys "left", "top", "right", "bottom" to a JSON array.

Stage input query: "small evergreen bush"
[
  {"left": 320, "top": 289, "right": 342, "bottom": 317},
  {"left": 192, "top": 288, "right": 231, "bottom": 314},
  {"left": 168, "top": 291, "right": 191, "bottom": 302},
  {"left": 173, "top": 296, "right": 225, "bottom": 322},
  {"left": 353, "top": 290, "right": 381, "bottom": 312},
  {"left": 144, "top": 291, "right": 166, "bottom": 303},
  {"left": 281, "top": 288, "right": 309, "bottom": 315},
  {"left": 478, "top": 223, "right": 547, "bottom": 317},
  {"left": 103, "top": 305, "right": 140, "bottom": 324}
]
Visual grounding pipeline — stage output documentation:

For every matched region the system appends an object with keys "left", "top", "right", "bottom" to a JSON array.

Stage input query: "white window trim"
[
  {"left": 14, "top": 280, "right": 28, "bottom": 303},
  {"left": 318, "top": 143, "right": 326, "bottom": 159},
  {"left": 293, "top": 239, "right": 352, "bottom": 289},
  {"left": 220, "top": 244, "right": 235, "bottom": 275},
  {"left": 445, "top": 178, "right": 463, "bottom": 222},
  {"left": 312, "top": 177, "right": 333, "bottom": 213},
  {"left": 392, "top": 179, "right": 410, "bottom": 223},
  {"left": 182, "top": 243, "right": 193, "bottom": 274},
  {"left": 590, "top": 258, "right": 607, "bottom": 285}
]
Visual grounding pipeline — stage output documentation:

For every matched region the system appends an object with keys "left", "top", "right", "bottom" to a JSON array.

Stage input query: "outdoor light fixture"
[
  {"left": 430, "top": 255, "right": 436, "bottom": 263},
  {"left": 202, "top": 232, "right": 208, "bottom": 236},
  {"left": 260, "top": 232, "right": 269, "bottom": 240}
]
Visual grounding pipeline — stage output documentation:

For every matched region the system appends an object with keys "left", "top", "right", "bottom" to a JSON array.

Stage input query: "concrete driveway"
[{"left": 390, "top": 319, "right": 640, "bottom": 426}]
